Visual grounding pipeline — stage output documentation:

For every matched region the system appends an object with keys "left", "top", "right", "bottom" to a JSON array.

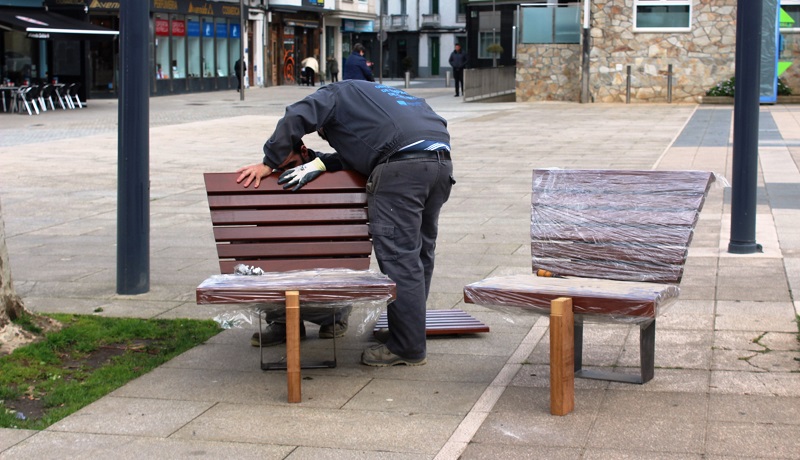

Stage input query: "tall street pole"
[
  {"left": 240, "top": 0, "right": 245, "bottom": 101},
  {"left": 728, "top": 0, "right": 763, "bottom": 254},
  {"left": 117, "top": 0, "right": 150, "bottom": 294}
]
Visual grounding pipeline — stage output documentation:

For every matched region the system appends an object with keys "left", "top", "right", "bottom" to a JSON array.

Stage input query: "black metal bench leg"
[
  {"left": 574, "top": 318, "right": 584, "bottom": 373},
  {"left": 259, "top": 309, "right": 338, "bottom": 371},
  {"left": 639, "top": 319, "right": 655, "bottom": 383},
  {"left": 573, "top": 318, "right": 655, "bottom": 385}
]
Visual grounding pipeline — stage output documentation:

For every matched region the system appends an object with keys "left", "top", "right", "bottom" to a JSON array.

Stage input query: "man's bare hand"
[{"left": 236, "top": 163, "right": 273, "bottom": 188}]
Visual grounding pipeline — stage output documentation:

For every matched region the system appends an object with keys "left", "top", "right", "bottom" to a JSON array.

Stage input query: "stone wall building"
[{"left": 515, "top": 0, "right": 791, "bottom": 104}]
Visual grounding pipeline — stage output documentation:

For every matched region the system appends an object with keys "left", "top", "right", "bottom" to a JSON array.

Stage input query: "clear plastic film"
[
  {"left": 198, "top": 266, "right": 395, "bottom": 336},
  {"left": 463, "top": 169, "right": 723, "bottom": 324},
  {"left": 464, "top": 275, "right": 679, "bottom": 324},
  {"left": 529, "top": 169, "right": 721, "bottom": 283}
]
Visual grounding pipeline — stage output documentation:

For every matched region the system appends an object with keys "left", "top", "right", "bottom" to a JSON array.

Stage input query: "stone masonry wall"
[
  {"left": 515, "top": 0, "right": 745, "bottom": 103},
  {"left": 590, "top": 0, "right": 737, "bottom": 103},
  {"left": 516, "top": 44, "right": 582, "bottom": 102}
]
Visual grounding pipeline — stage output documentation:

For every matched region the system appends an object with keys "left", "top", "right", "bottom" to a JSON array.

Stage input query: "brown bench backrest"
[
  {"left": 531, "top": 169, "right": 715, "bottom": 284},
  {"left": 203, "top": 171, "right": 371, "bottom": 274}
]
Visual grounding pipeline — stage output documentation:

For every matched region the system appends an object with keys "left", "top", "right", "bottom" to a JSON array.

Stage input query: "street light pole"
[{"left": 240, "top": 0, "right": 245, "bottom": 101}]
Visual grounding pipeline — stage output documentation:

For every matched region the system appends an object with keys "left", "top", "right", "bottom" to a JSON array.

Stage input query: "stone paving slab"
[{"left": 1, "top": 86, "right": 798, "bottom": 459}]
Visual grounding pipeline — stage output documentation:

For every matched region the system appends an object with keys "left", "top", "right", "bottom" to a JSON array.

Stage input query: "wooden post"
[
  {"left": 285, "top": 290, "right": 301, "bottom": 403},
  {"left": 550, "top": 297, "right": 575, "bottom": 415}
]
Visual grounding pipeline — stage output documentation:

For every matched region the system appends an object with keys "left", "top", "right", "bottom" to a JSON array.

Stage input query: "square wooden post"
[
  {"left": 285, "top": 291, "right": 301, "bottom": 403},
  {"left": 550, "top": 297, "right": 575, "bottom": 415}
]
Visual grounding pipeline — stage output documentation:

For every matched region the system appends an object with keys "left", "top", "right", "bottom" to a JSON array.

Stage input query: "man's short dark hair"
[{"left": 353, "top": 43, "right": 365, "bottom": 54}]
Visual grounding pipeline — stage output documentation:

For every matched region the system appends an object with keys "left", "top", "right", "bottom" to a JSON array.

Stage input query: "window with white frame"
[
  {"left": 634, "top": 0, "right": 692, "bottom": 32},
  {"left": 781, "top": 0, "right": 800, "bottom": 31}
]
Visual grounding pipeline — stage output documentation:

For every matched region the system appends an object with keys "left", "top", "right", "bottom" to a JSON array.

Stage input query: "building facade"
[{"left": 466, "top": 0, "right": 800, "bottom": 104}]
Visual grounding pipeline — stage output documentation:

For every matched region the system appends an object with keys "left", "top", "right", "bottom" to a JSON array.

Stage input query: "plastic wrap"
[
  {"left": 198, "top": 267, "right": 395, "bottom": 336},
  {"left": 464, "top": 275, "right": 679, "bottom": 324},
  {"left": 529, "top": 169, "right": 718, "bottom": 283}
]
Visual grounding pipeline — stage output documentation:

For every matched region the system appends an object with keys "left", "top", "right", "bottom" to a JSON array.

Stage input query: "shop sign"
[
  {"left": 87, "top": 0, "right": 121, "bottom": 10},
  {"left": 202, "top": 21, "right": 214, "bottom": 37},
  {"left": 187, "top": 20, "right": 200, "bottom": 37},
  {"left": 230, "top": 23, "right": 240, "bottom": 39},
  {"left": 171, "top": 19, "right": 186, "bottom": 36},
  {"left": 151, "top": 0, "right": 245, "bottom": 16},
  {"left": 343, "top": 20, "right": 374, "bottom": 33},
  {"left": 155, "top": 18, "right": 170, "bottom": 36},
  {"left": 305, "top": 0, "right": 324, "bottom": 7},
  {"left": 215, "top": 22, "right": 227, "bottom": 38}
]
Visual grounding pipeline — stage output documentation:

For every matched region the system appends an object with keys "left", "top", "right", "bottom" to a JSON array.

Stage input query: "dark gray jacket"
[
  {"left": 263, "top": 80, "right": 449, "bottom": 175},
  {"left": 449, "top": 50, "right": 468, "bottom": 70}
]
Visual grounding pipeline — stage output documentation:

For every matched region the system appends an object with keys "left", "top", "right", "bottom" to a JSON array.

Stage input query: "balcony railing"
[
  {"left": 421, "top": 13, "right": 440, "bottom": 28},
  {"left": 390, "top": 14, "right": 408, "bottom": 30}
]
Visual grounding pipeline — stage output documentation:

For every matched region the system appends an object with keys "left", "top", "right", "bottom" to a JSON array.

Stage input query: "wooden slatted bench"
[
  {"left": 464, "top": 169, "right": 715, "bottom": 410},
  {"left": 196, "top": 171, "right": 489, "bottom": 401},
  {"left": 196, "top": 171, "right": 395, "bottom": 402}
]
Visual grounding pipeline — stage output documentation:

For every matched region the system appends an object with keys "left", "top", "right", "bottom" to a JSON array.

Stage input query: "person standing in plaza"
[
  {"left": 234, "top": 57, "right": 246, "bottom": 92},
  {"left": 236, "top": 80, "right": 454, "bottom": 367},
  {"left": 342, "top": 44, "right": 374, "bottom": 82},
  {"left": 448, "top": 43, "right": 467, "bottom": 97},
  {"left": 327, "top": 55, "right": 339, "bottom": 83}
]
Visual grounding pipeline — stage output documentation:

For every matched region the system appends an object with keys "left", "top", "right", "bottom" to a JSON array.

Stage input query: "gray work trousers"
[{"left": 367, "top": 154, "right": 455, "bottom": 360}]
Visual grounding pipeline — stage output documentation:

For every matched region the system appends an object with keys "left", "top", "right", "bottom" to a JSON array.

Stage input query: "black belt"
[{"left": 386, "top": 149, "right": 451, "bottom": 163}]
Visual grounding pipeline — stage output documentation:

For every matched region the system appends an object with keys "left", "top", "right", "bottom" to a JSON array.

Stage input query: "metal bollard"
[
  {"left": 667, "top": 64, "right": 673, "bottom": 103},
  {"left": 445, "top": 70, "right": 451, "bottom": 88},
  {"left": 626, "top": 65, "right": 631, "bottom": 104},
  {"left": 404, "top": 71, "right": 411, "bottom": 89}
]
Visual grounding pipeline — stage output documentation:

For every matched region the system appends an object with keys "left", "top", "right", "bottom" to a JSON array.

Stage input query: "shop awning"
[{"left": 0, "top": 7, "right": 118, "bottom": 40}]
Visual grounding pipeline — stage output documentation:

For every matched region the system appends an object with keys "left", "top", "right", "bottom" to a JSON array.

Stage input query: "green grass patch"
[{"left": 0, "top": 314, "right": 221, "bottom": 430}]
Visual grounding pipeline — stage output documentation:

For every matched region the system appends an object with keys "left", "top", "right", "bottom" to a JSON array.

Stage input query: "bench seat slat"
[
  {"left": 532, "top": 208, "right": 699, "bottom": 227},
  {"left": 208, "top": 192, "right": 367, "bottom": 209},
  {"left": 213, "top": 224, "right": 370, "bottom": 242},
  {"left": 373, "top": 309, "right": 491, "bottom": 335},
  {"left": 532, "top": 224, "right": 694, "bottom": 245},
  {"left": 532, "top": 193, "right": 705, "bottom": 211},
  {"left": 204, "top": 171, "right": 367, "bottom": 193},
  {"left": 532, "top": 169, "right": 715, "bottom": 194},
  {"left": 197, "top": 270, "right": 395, "bottom": 304},
  {"left": 532, "top": 258, "right": 683, "bottom": 283},
  {"left": 210, "top": 208, "right": 368, "bottom": 225},
  {"left": 217, "top": 241, "right": 373, "bottom": 258},
  {"left": 463, "top": 275, "right": 679, "bottom": 319},
  {"left": 532, "top": 241, "right": 687, "bottom": 265},
  {"left": 219, "top": 257, "right": 371, "bottom": 273}
]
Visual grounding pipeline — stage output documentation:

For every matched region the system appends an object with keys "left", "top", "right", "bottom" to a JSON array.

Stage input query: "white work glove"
[{"left": 278, "top": 157, "right": 326, "bottom": 191}]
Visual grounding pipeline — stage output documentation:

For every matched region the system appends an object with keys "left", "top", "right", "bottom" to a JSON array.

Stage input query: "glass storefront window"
[
  {"left": 170, "top": 14, "right": 186, "bottom": 79},
  {"left": 229, "top": 21, "right": 241, "bottom": 78},
  {"left": 215, "top": 18, "right": 229, "bottom": 77},
  {"left": 202, "top": 18, "right": 215, "bottom": 77},
  {"left": 186, "top": 16, "right": 200, "bottom": 78},
  {"left": 154, "top": 13, "right": 170, "bottom": 79},
  {"left": 3, "top": 31, "right": 34, "bottom": 85}
]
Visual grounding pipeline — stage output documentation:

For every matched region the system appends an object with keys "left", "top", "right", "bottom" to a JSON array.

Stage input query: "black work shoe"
[
  {"left": 373, "top": 328, "right": 390, "bottom": 344},
  {"left": 319, "top": 321, "right": 348, "bottom": 339},
  {"left": 250, "top": 322, "right": 306, "bottom": 347},
  {"left": 361, "top": 344, "right": 426, "bottom": 367}
]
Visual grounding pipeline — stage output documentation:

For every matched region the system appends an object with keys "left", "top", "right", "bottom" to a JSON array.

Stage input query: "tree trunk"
[{"left": 0, "top": 197, "right": 59, "bottom": 355}]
